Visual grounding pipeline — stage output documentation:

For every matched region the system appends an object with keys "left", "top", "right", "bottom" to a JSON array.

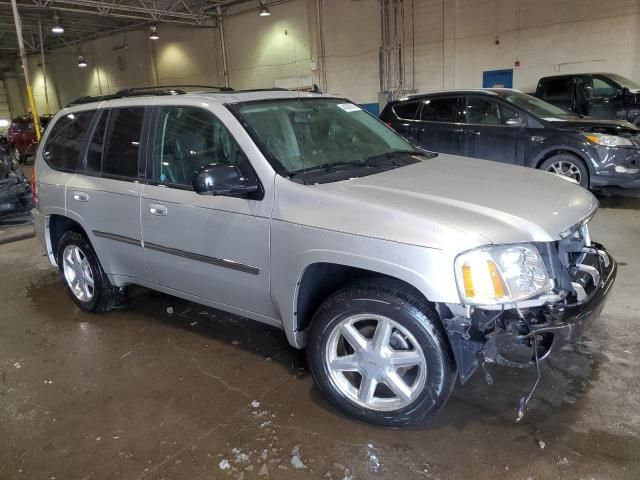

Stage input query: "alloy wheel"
[
  {"left": 62, "top": 245, "right": 95, "bottom": 302},
  {"left": 546, "top": 160, "right": 582, "bottom": 183},
  {"left": 324, "top": 313, "right": 427, "bottom": 411}
]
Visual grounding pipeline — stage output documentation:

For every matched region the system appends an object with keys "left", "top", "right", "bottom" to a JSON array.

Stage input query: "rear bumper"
[{"left": 31, "top": 208, "right": 48, "bottom": 256}]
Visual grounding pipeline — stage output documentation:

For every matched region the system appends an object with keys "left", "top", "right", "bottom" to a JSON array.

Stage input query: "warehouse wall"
[{"left": 11, "top": 0, "right": 640, "bottom": 116}]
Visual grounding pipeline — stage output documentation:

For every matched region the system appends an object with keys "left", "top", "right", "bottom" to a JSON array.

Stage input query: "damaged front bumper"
[{"left": 438, "top": 242, "right": 617, "bottom": 384}]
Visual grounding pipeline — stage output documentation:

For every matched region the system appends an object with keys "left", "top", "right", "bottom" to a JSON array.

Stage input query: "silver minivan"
[{"left": 33, "top": 87, "right": 616, "bottom": 426}]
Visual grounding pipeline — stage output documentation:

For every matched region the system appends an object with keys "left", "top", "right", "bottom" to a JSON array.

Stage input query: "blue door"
[{"left": 482, "top": 69, "right": 513, "bottom": 88}]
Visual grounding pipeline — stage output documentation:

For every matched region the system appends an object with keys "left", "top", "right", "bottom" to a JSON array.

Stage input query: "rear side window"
[
  {"left": 420, "top": 97, "right": 460, "bottom": 122},
  {"left": 102, "top": 107, "right": 144, "bottom": 180},
  {"left": 543, "top": 78, "right": 573, "bottom": 100},
  {"left": 42, "top": 111, "right": 95, "bottom": 171},
  {"left": 85, "top": 110, "right": 109, "bottom": 174},
  {"left": 393, "top": 102, "right": 421, "bottom": 120}
]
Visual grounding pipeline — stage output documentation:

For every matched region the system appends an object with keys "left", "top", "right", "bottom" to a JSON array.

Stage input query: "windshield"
[
  {"left": 234, "top": 98, "right": 418, "bottom": 178},
  {"left": 503, "top": 91, "right": 576, "bottom": 119},
  {"left": 607, "top": 73, "right": 640, "bottom": 90}
]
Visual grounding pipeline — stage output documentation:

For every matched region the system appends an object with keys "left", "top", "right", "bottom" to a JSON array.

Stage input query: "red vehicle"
[{"left": 7, "top": 115, "right": 52, "bottom": 164}]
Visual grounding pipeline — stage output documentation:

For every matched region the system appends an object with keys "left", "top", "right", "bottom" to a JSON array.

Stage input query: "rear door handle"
[
  {"left": 467, "top": 129, "right": 481, "bottom": 136},
  {"left": 72, "top": 191, "right": 89, "bottom": 202},
  {"left": 148, "top": 204, "right": 168, "bottom": 216}
]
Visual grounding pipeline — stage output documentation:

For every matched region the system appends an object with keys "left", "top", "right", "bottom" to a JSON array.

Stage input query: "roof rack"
[{"left": 66, "top": 84, "right": 235, "bottom": 106}]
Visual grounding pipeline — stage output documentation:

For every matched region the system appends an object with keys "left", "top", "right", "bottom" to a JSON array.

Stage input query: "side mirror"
[
  {"left": 192, "top": 164, "right": 258, "bottom": 197},
  {"left": 505, "top": 117, "right": 524, "bottom": 127}
]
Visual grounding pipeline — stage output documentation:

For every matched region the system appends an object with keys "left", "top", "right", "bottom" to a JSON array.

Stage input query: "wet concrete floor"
[{"left": 1, "top": 196, "right": 639, "bottom": 479}]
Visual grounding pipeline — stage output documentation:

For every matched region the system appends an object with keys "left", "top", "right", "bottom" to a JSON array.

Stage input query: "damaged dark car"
[{"left": 0, "top": 151, "right": 34, "bottom": 218}]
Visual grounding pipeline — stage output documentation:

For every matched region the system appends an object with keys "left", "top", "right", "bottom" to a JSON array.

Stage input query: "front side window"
[
  {"left": 102, "top": 107, "right": 144, "bottom": 180},
  {"left": 503, "top": 91, "right": 575, "bottom": 119},
  {"left": 42, "top": 111, "right": 95, "bottom": 171},
  {"left": 419, "top": 97, "right": 460, "bottom": 122},
  {"left": 464, "top": 96, "right": 521, "bottom": 125},
  {"left": 234, "top": 98, "right": 419, "bottom": 181},
  {"left": 587, "top": 77, "right": 619, "bottom": 98},
  {"left": 151, "top": 106, "right": 251, "bottom": 187}
]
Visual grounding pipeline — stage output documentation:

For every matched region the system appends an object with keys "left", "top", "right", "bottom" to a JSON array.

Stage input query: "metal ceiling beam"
[{"left": 40, "top": 0, "right": 211, "bottom": 22}]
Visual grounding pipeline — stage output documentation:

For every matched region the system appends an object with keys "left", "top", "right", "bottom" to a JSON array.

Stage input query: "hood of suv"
[
  {"left": 547, "top": 117, "right": 639, "bottom": 136},
  {"left": 314, "top": 155, "right": 598, "bottom": 247}
]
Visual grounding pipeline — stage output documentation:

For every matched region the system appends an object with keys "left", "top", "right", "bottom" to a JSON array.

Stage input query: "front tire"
[
  {"left": 540, "top": 154, "right": 589, "bottom": 188},
  {"left": 57, "top": 231, "right": 124, "bottom": 313},
  {"left": 307, "top": 278, "right": 456, "bottom": 427}
]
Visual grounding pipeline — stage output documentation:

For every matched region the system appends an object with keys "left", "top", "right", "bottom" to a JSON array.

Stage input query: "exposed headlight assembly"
[
  {"left": 455, "top": 244, "right": 550, "bottom": 305},
  {"left": 583, "top": 133, "right": 633, "bottom": 147}
]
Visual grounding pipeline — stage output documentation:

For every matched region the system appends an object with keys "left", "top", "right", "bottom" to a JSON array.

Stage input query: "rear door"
[
  {"left": 539, "top": 77, "right": 575, "bottom": 113},
  {"left": 414, "top": 96, "right": 464, "bottom": 155},
  {"left": 462, "top": 95, "right": 523, "bottom": 164},
  {"left": 65, "top": 105, "right": 155, "bottom": 283},
  {"left": 140, "top": 103, "right": 274, "bottom": 318}
]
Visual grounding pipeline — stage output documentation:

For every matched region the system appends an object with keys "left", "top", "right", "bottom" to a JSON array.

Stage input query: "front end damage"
[{"left": 437, "top": 225, "right": 617, "bottom": 418}]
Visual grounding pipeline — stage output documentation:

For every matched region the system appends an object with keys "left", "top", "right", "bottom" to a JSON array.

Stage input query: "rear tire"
[
  {"left": 539, "top": 154, "right": 589, "bottom": 188},
  {"left": 57, "top": 231, "right": 124, "bottom": 313},
  {"left": 307, "top": 277, "right": 456, "bottom": 427}
]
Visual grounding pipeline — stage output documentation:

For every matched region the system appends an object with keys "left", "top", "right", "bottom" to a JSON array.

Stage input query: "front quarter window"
[{"left": 233, "top": 98, "right": 420, "bottom": 181}]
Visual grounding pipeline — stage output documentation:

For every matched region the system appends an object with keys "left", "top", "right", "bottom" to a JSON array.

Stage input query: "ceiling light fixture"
[
  {"left": 149, "top": 25, "right": 160, "bottom": 40},
  {"left": 77, "top": 55, "right": 88, "bottom": 68},
  {"left": 258, "top": 1, "right": 270, "bottom": 16},
  {"left": 51, "top": 13, "right": 64, "bottom": 34}
]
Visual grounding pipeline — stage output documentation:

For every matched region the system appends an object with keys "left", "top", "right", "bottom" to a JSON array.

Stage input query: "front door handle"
[
  {"left": 148, "top": 204, "right": 168, "bottom": 216},
  {"left": 72, "top": 191, "right": 89, "bottom": 202},
  {"left": 467, "top": 129, "right": 481, "bottom": 136}
]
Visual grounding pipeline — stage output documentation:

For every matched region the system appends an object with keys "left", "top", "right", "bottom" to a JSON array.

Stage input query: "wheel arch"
[
  {"left": 532, "top": 146, "right": 591, "bottom": 173},
  {"left": 288, "top": 259, "right": 442, "bottom": 349},
  {"left": 48, "top": 214, "right": 92, "bottom": 265}
]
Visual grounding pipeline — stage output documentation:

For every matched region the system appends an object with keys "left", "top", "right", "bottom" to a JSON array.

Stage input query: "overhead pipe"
[
  {"left": 217, "top": 6, "right": 229, "bottom": 89},
  {"left": 9, "top": 0, "right": 41, "bottom": 140},
  {"left": 38, "top": 20, "right": 51, "bottom": 114}
]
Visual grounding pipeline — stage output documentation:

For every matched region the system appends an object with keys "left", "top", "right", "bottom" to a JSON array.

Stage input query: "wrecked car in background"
[
  {"left": 6, "top": 115, "right": 52, "bottom": 164},
  {"left": 0, "top": 150, "right": 33, "bottom": 217}
]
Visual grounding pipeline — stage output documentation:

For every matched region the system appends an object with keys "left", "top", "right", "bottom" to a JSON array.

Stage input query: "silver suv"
[{"left": 32, "top": 87, "right": 616, "bottom": 426}]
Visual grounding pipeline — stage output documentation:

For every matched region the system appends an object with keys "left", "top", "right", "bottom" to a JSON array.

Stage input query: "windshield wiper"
[
  {"left": 288, "top": 150, "right": 428, "bottom": 180},
  {"left": 364, "top": 149, "right": 432, "bottom": 165},
  {"left": 288, "top": 160, "right": 369, "bottom": 178}
]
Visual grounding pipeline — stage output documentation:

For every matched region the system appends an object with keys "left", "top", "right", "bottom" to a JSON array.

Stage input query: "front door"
[
  {"left": 415, "top": 96, "right": 464, "bottom": 155},
  {"left": 140, "top": 104, "right": 275, "bottom": 318},
  {"left": 577, "top": 75, "right": 624, "bottom": 120},
  {"left": 462, "top": 95, "right": 522, "bottom": 164}
]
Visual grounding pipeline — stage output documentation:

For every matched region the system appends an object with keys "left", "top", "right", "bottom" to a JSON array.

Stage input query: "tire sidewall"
[
  {"left": 11, "top": 146, "right": 22, "bottom": 164},
  {"left": 57, "top": 232, "right": 104, "bottom": 312},
  {"left": 307, "top": 289, "right": 454, "bottom": 426},
  {"left": 540, "top": 154, "right": 589, "bottom": 188}
]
